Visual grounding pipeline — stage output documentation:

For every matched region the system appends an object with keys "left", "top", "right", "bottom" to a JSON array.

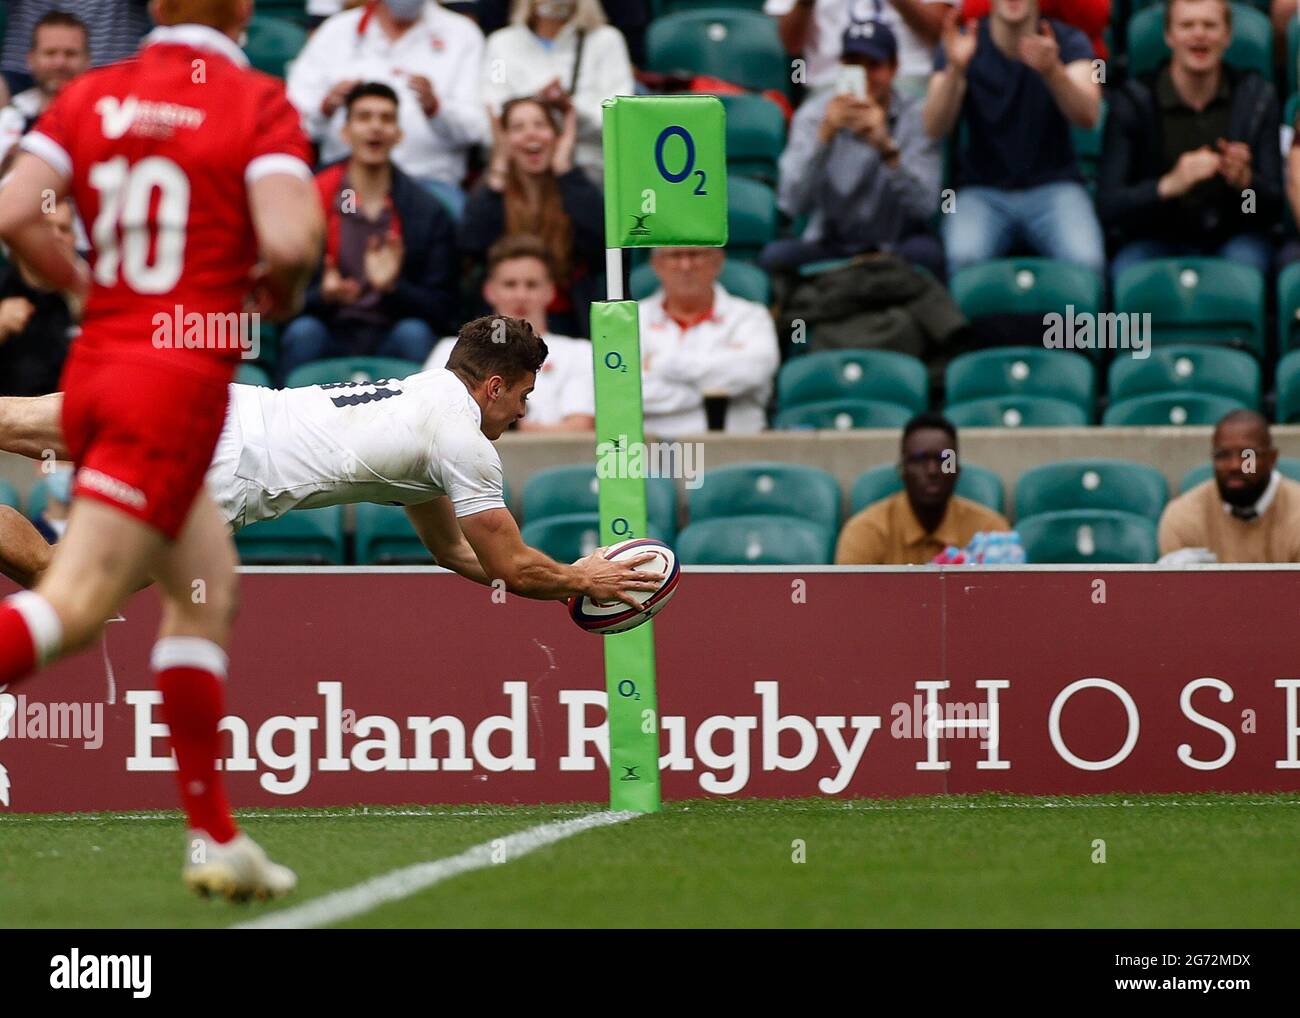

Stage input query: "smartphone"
[{"left": 835, "top": 64, "right": 867, "bottom": 99}]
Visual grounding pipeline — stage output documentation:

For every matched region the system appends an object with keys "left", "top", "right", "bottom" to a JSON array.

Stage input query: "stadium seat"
[
  {"left": 242, "top": 15, "right": 307, "bottom": 78},
  {"left": 520, "top": 513, "right": 667, "bottom": 561},
  {"left": 1107, "top": 345, "right": 1261, "bottom": 408},
  {"left": 0, "top": 479, "right": 19, "bottom": 510},
  {"left": 945, "top": 395, "right": 1089, "bottom": 428},
  {"left": 1180, "top": 457, "right": 1300, "bottom": 492},
  {"left": 718, "top": 93, "right": 785, "bottom": 185},
  {"left": 1127, "top": 4, "right": 1272, "bottom": 78},
  {"left": 1014, "top": 459, "right": 1168, "bottom": 523},
  {"left": 1016, "top": 509, "right": 1159, "bottom": 564},
  {"left": 949, "top": 258, "right": 1104, "bottom": 323},
  {"left": 1290, "top": 13, "right": 1300, "bottom": 97},
  {"left": 1102, "top": 392, "right": 1247, "bottom": 426},
  {"left": 235, "top": 363, "right": 273, "bottom": 387},
  {"left": 1278, "top": 350, "right": 1300, "bottom": 423},
  {"left": 1072, "top": 100, "right": 1107, "bottom": 194},
  {"left": 1113, "top": 258, "right": 1266, "bottom": 358},
  {"left": 628, "top": 257, "right": 771, "bottom": 304},
  {"left": 726, "top": 177, "right": 779, "bottom": 261},
  {"left": 284, "top": 356, "right": 423, "bottom": 388},
  {"left": 646, "top": 9, "right": 790, "bottom": 95},
  {"left": 776, "top": 349, "right": 928, "bottom": 414},
  {"left": 522, "top": 465, "right": 679, "bottom": 541},
  {"left": 1276, "top": 262, "right": 1300, "bottom": 353},
  {"left": 772, "top": 398, "right": 913, "bottom": 430},
  {"left": 354, "top": 504, "right": 434, "bottom": 565},
  {"left": 676, "top": 515, "right": 834, "bottom": 564},
  {"left": 235, "top": 505, "right": 346, "bottom": 564},
  {"left": 849, "top": 463, "right": 1005, "bottom": 515},
  {"left": 944, "top": 346, "right": 1096, "bottom": 415},
  {"left": 688, "top": 462, "right": 841, "bottom": 531}
]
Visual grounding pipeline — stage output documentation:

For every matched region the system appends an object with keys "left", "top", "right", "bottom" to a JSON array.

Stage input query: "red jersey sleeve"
[
  {"left": 244, "top": 77, "right": 314, "bottom": 185},
  {"left": 20, "top": 80, "right": 79, "bottom": 180}
]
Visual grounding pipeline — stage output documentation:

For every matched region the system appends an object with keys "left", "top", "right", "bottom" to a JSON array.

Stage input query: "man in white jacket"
[
  {"left": 287, "top": 0, "right": 488, "bottom": 217},
  {"left": 638, "top": 249, "right": 780, "bottom": 436}
]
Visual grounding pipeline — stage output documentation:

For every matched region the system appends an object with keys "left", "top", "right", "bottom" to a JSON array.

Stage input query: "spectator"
[
  {"left": 1158, "top": 411, "right": 1300, "bottom": 563},
  {"left": 31, "top": 464, "right": 73, "bottom": 545},
  {"left": 482, "top": 0, "right": 635, "bottom": 185},
  {"left": 960, "top": 0, "right": 1109, "bottom": 59},
  {"left": 638, "top": 247, "right": 780, "bottom": 435},
  {"left": 0, "top": 10, "right": 90, "bottom": 171},
  {"left": 426, "top": 236, "right": 595, "bottom": 431},
  {"left": 1, "top": 1, "right": 148, "bottom": 95},
  {"left": 762, "top": 20, "right": 943, "bottom": 277},
  {"left": 1100, "top": 0, "right": 1280, "bottom": 284},
  {"left": 0, "top": 199, "right": 79, "bottom": 397},
  {"left": 477, "top": 0, "right": 651, "bottom": 65},
  {"left": 923, "top": 1, "right": 1105, "bottom": 279},
  {"left": 835, "top": 413, "right": 1010, "bottom": 564},
  {"left": 767, "top": 0, "right": 954, "bottom": 93},
  {"left": 461, "top": 96, "right": 603, "bottom": 336},
  {"left": 278, "top": 83, "right": 458, "bottom": 384},
  {"left": 286, "top": 0, "right": 488, "bottom": 219}
]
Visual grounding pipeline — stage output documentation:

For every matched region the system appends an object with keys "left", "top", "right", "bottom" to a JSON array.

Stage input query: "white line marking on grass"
[{"left": 230, "top": 809, "right": 640, "bottom": 930}]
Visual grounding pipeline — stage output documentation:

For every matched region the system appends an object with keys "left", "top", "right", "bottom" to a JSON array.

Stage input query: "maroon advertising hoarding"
[{"left": 0, "top": 567, "right": 1296, "bottom": 812}]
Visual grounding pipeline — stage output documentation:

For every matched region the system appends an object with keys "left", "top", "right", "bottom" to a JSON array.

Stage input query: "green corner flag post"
[{"left": 592, "top": 96, "right": 727, "bottom": 812}]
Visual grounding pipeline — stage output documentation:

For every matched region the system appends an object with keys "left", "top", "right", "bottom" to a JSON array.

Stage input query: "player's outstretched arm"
[
  {"left": 248, "top": 173, "right": 325, "bottom": 321},
  {"left": 0, "top": 506, "right": 53, "bottom": 588},
  {"left": 0, "top": 153, "right": 89, "bottom": 296},
  {"left": 459, "top": 507, "right": 662, "bottom": 609},
  {"left": 0, "top": 393, "right": 68, "bottom": 460},
  {"left": 404, "top": 499, "right": 490, "bottom": 585}
]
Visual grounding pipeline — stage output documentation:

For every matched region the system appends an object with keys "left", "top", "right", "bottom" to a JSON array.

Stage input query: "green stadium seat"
[
  {"left": 718, "top": 93, "right": 785, "bottom": 184},
  {"left": 1014, "top": 459, "right": 1168, "bottom": 523},
  {"left": 777, "top": 349, "right": 928, "bottom": 414},
  {"left": 676, "top": 515, "right": 834, "bottom": 564},
  {"left": 1108, "top": 345, "right": 1261, "bottom": 408},
  {"left": 522, "top": 465, "right": 679, "bottom": 541},
  {"left": 0, "top": 479, "right": 19, "bottom": 510},
  {"left": 235, "top": 363, "right": 273, "bottom": 387},
  {"left": 284, "top": 356, "right": 423, "bottom": 388},
  {"left": 772, "top": 398, "right": 913, "bottom": 430},
  {"left": 628, "top": 257, "right": 771, "bottom": 304},
  {"left": 944, "top": 395, "right": 1090, "bottom": 428},
  {"left": 646, "top": 9, "right": 790, "bottom": 95},
  {"left": 520, "top": 513, "right": 667, "bottom": 561},
  {"left": 235, "top": 505, "right": 346, "bottom": 564},
  {"left": 242, "top": 15, "right": 308, "bottom": 78},
  {"left": 849, "top": 463, "right": 1005, "bottom": 515},
  {"left": 945, "top": 346, "right": 1096, "bottom": 414},
  {"left": 1290, "top": 14, "right": 1300, "bottom": 97},
  {"left": 726, "top": 177, "right": 779, "bottom": 261},
  {"left": 354, "top": 504, "right": 433, "bottom": 565},
  {"left": 1179, "top": 457, "right": 1300, "bottom": 492},
  {"left": 1279, "top": 349, "right": 1300, "bottom": 422},
  {"left": 1127, "top": 4, "right": 1272, "bottom": 78},
  {"left": 1102, "top": 391, "right": 1246, "bottom": 426},
  {"left": 1276, "top": 262, "right": 1300, "bottom": 353},
  {"left": 1017, "top": 509, "right": 1159, "bottom": 563},
  {"left": 1072, "top": 100, "right": 1107, "bottom": 194},
  {"left": 1113, "top": 258, "right": 1266, "bottom": 358},
  {"left": 688, "top": 462, "right": 841, "bottom": 531},
  {"left": 949, "top": 258, "right": 1104, "bottom": 323}
]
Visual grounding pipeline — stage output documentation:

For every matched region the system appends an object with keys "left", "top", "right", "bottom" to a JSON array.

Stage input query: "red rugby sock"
[{"left": 0, "top": 592, "right": 63, "bottom": 688}]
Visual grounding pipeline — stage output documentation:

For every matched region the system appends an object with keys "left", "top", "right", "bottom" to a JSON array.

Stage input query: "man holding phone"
[{"left": 762, "top": 20, "right": 944, "bottom": 275}]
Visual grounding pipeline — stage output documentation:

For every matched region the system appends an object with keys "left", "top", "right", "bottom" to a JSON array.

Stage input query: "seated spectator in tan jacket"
[
  {"left": 1158, "top": 410, "right": 1300, "bottom": 563},
  {"left": 836, "top": 413, "right": 1010, "bottom": 564}
]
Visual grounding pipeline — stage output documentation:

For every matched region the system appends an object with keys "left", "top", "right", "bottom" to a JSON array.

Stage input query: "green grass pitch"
[{"left": 2, "top": 793, "right": 1298, "bottom": 928}]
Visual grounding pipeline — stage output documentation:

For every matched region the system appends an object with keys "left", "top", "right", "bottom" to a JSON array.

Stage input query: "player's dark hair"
[
  {"left": 32, "top": 10, "right": 89, "bottom": 51},
  {"left": 901, "top": 412, "right": 958, "bottom": 450},
  {"left": 344, "top": 81, "right": 400, "bottom": 118},
  {"left": 486, "top": 235, "right": 557, "bottom": 283},
  {"left": 446, "top": 315, "right": 548, "bottom": 387}
]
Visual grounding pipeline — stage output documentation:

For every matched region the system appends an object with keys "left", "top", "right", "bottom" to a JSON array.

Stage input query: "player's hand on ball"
[{"left": 574, "top": 549, "right": 664, "bottom": 611}]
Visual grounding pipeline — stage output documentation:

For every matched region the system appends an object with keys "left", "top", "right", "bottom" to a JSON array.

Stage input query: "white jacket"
[
  {"left": 287, "top": 3, "right": 488, "bottom": 185},
  {"left": 482, "top": 22, "right": 634, "bottom": 182},
  {"left": 638, "top": 284, "right": 780, "bottom": 436}
]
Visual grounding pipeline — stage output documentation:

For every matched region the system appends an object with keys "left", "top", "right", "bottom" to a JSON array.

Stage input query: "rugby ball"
[{"left": 569, "top": 538, "right": 680, "bottom": 635}]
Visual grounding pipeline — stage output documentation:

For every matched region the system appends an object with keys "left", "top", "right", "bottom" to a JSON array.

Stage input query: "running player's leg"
[
  {"left": 0, "top": 498, "right": 164, "bottom": 687},
  {"left": 0, "top": 393, "right": 67, "bottom": 459},
  {"left": 0, "top": 505, "right": 54, "bottom": 587}
]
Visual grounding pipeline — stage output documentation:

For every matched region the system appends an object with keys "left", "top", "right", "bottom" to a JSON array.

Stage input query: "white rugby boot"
[{"left": 183, "top": 830, "right": 298, "bottom": 902}]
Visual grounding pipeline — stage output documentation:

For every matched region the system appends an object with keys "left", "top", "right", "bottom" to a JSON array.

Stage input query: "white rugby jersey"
[
  {"left": 425, "top": 333, "right": 595, "bottom": 427},
  {"left": 214, "top": 368, "right": 506, "bottom": 529}
]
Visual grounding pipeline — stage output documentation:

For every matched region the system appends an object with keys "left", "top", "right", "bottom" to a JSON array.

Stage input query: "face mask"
[
  {"left": 386, "top": 0, "right": 426, "bottom": 21},
  {"left": 535, "top": 0, "right": 577, "bottom": 19}
]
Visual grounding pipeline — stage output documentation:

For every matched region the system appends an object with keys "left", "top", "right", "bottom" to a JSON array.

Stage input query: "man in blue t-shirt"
[{"left": 922, "top": 0, "right": 1104, "bottom": 280}]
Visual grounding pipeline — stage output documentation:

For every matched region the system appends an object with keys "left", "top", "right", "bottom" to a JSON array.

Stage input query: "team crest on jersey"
[{"left": 95, "top": 95, "right": 206, "bottom": 140}]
